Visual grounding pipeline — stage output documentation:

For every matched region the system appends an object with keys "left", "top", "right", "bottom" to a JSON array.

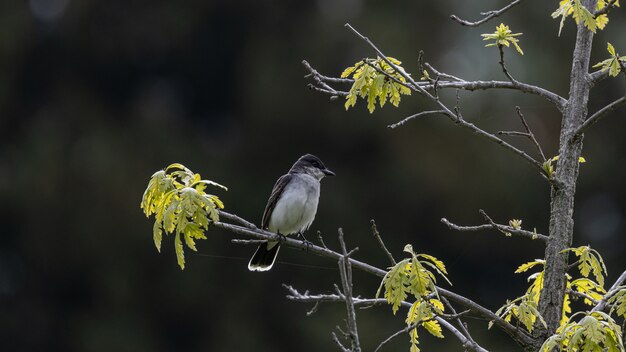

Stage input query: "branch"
[
  {"left": 450, "top": 0, "right": 525, "bottom": 27},
  {"left": 589, "top": 69, "right": 610, "bottom": 84},
  {"left": 284, "top": 285, "right": 389, "bottom": 308},
  {"left": 567, "top": 289, "right": 599, "bottom": 306},
  {"left": 370, "top": 220, "right": 396, "bottom": 266},
  {"left": 439, "top": 296, "right": 485, "bottom": 352},
  {"left": 437, "top": 287, "right": 536, "bottom": 347},
  {"left": 215, "top": 211, "right": 539, "bottom": 348},
  {"left": 440, "top": 210, "right": 548, "bottom": 242},
  {"left": 498, "top": 106, "right": 547, "bottom": 162},
  {"left": 337, "top": 228, "right": 362, "bottom": 352},
  {"left": 594, "top": 0, "right": 620, "bottom": 16},
  {"left": 302, "top": 60, "right": 347, "bottom": 100},
  {"left": 498, "top": 45, "right": 517, "bottom": 82},
  {"left": 286, "top": 287, "right": 487, "bottom": 352},
  {"left": 218, "top": 210, "right": 257, "bottom": 229},
  {"left": 574, "top": 95, "right": 626, "bottom": 136},
  {"left": 343, "top": 23, "right": 546, "bottom": 175},
  {"left": 593, "top": 269, "right": 626, "bottom": 312},
  {"left": 424, "top": 63, "right": 567, "bottom": 109},
  {"left": 387, "top": 110, "right": 446, "bottom": 129}
]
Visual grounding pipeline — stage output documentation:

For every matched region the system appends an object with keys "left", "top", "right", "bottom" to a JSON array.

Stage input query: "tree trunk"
[{"left": 537, "top": 0, "right": 596, "bottom": 342}]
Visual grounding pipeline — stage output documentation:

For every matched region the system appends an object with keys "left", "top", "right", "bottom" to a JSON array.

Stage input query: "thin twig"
[
  {"left": 498, "top": 45, "right": 517, "bottom": 82},
  {"left": 301, "top": 60, "right": 342, "bottom": 97},
  {"left": 575, "top": 95, "right": 626, "bottom": 136},
  {"left": 337, "top": 228, "right": 362, "bottom": 352},
  {"left": 331, "top": 331, "right": 351, "bottom": 352},
  {"left": 363, "top": 60, "right": 415, "bottom": 90},
  {"left": 419, "top": 79, "right": 566, "bottom": 109},
  {"left": 374, "top": 323, "right": 417, "bottom": 352},
  {"left": 440, "top": 213, "right": 548, "bottom": 242},
  {"left": 424, "top": 62, "right": 464, "bottom": 82},
  {"left": 343, "top": 23, "right": 546, "bottom": 175},
  {"left": 450, "top": 0, "right": 525, "bottom": 27},
  {"left": 387, "top": 110, "right": 446, "bottom": 129},
  {"left": 515, "top": 106, "right": 547, "bottom": 161},
  {"left": 215, "top": 212, "right": 538, "bottom": 348},
  {"left": 370, "top": 220, "right": 396, "bottom": 265},
  {"left": 307, "top": 84, "right": 347, "bottom": 99},
  {"left": 567, "top": 289, "right": 599, "bottom": 305},
  {"left": 480, "top": 209, "right": 548, "bottom": 242},
  {"left": 218, "top": 210, "right": 257, "bottom": 229},
  {"left": 440, "top": 296, "right": 474, "bottom": 343},
  {"left": 316, "top": 230, "right": 329, "bottom": 249},
  {"left": 231, "top": 239, "right": 267, "bottom": 245}
]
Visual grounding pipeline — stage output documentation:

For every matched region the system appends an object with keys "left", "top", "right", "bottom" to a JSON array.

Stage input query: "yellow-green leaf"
[
  {"left": 423, "top": 319, "right": 444, "bottom": 338},
  {"left": 515, "top": 259, "right": 545, "bottom": 273},
  {"left": 175, "top": 232, "right": 185, "bottom": 270}
]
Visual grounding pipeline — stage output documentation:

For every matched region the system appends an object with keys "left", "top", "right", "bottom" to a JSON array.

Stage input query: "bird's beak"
[{"left": 323, "top": 168, "right": 335, "bottom": 176}]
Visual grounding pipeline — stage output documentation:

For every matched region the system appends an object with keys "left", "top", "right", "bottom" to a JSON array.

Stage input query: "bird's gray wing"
[{"left": 261, "top": 174, "right": 292, "bottom": 230}]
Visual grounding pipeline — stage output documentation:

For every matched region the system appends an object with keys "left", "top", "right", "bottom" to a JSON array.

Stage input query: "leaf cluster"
[
  {"left": 593, "top": 43, "right": 626, "bottom": 77},
  {"left": 608, "top": 287, "right": 626, "bottom": 318},
  {"left": 491, "top": 259, "right": 547, "bottom": 332},
  {"left": 341, "top": 57, "right": 412, "bottom": 113},
  {"left": 552, "top": 0, "right": 619, "bottom": 36},
  {"left": 141, "top": 163, "right": 227, "bottom": 269},
  {"left": 481, "top": 23, "right": 524, "bottom": 55},
  {"left": 564, "top": 246, "right": 607, "bottom": 287},
  {"left": 377, "top": 245, "right": 450, "bottom": 352},
  {"left": 541, "top": 311, "right": 624, "bottom": 352}
]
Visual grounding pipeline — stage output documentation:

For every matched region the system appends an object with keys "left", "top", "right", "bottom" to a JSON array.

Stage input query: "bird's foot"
[
  {"left": 275, "top": 232, "right": 287, "bottom": 243},
  {"left": 298, "top": 232, "right": 312, "bottom": 252}
]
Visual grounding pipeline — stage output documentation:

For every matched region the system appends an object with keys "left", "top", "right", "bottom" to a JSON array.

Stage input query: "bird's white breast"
[{"left": 268, "top": 174, "right": 320, "bottom": 235}]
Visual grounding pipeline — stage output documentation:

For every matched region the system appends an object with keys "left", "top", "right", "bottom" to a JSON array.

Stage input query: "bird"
[{"left": 248, "top": 154, "right": 335, "bottom": 271}]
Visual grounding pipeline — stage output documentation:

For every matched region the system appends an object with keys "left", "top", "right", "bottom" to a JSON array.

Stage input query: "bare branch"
[
  {"left": 438, "top": 287, "right": 536, "bottom": 348},
  {"left": 436, "top": 318, "right": 489, "bottom": 352},
  {"left": 515, "top": 106, "right": 547, "bottom": 161},
  {"left": 374, "top": 323, "right": 415, "bottom": 352},
  {"left": 440, "top": 211, "right": 548, "bottom": 242},
  {"left": 218, "top": 210, "right": 257, "bottom": 229},
  {"left": 284, "top": 285, "right": 388, "bottom": 307},
  {"left": 307, "top": 84, "right": 346, "bottom": 99},
  {"left": 316, "top": 230, "right": 329, "bottom": 249},
  {"left": 450, "top": 0, "right": 525, "bottom": 27},
  {"left": 387, "top": 110, "right": 446, "bottom": 129},
  {"left": 216, "top": 211, "right": 539, "bottom": 348},
  {"left": 337, "top": 228, "right": 362, "bottom": 352},
  {"left": 287, "top": 285, "right": 488, "bottom": 352},
  {"left": 331, "top": 331, "right": 351, "bottom": 352},
  {"left": 589, "top": 69, "right": 610, "bottom": 84},
  {"left": 440, "top": 296, "right": 474, "bottom": 343},
  {"left": 370, "top": 220, "right": 396, "bottom": 266},
  {"left": 343, "top": 23, "right": 546, "bottom": 175},
  {"left": 424, "top": 63, "right": 566, "bottom": 108},
  {"left": 231, "top": 239, "right": 267, "bottom": 245},
  {"left": 575, "top": 95, "right": 626, "bottom": 136},
  {"left": 301, "top": 60, "right": 346, "bottom": 99}
]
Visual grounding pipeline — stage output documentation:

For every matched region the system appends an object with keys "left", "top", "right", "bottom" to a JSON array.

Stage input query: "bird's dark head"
[{"left": 290, "top": 154, "right": 335, "bottom": 180}]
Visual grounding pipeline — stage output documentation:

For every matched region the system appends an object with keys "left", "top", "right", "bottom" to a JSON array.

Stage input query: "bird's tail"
[{"left": 248, "top": 241, "right": 280, "bottom": 271}]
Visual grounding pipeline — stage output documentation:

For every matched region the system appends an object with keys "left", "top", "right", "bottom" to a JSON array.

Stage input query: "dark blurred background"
[{"left": 1, "top": 0, "right": 626, "bottom": 351}]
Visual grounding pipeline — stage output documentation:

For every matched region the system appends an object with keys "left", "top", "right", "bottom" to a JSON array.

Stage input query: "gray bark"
[{"left": 537, "top": 0, "right": 596, "bottom": 344}]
